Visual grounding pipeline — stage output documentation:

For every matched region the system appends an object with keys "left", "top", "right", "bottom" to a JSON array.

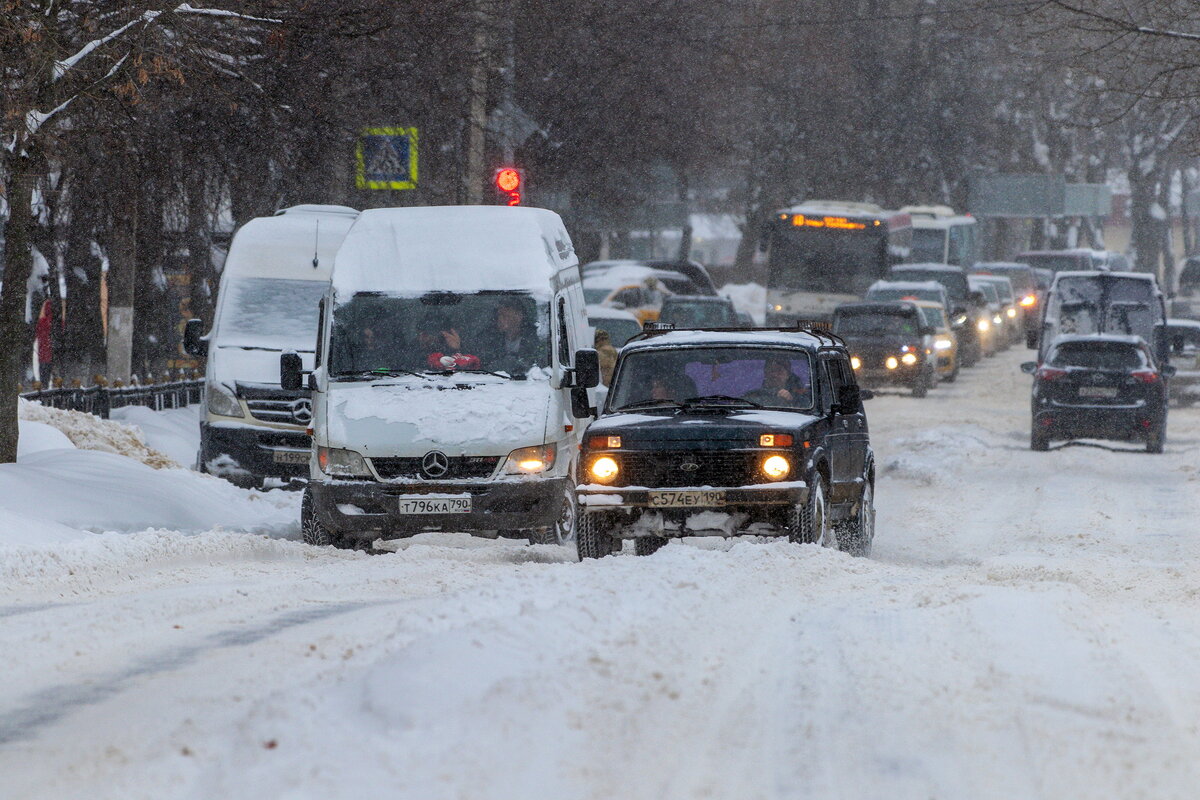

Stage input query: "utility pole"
[{"left": 462, "top": 0, "right": 490, "bottom": 205}]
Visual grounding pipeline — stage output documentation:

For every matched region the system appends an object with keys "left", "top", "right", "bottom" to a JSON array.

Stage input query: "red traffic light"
[{"left": 495, "top": 168, "right": 521, "bottom": 193}]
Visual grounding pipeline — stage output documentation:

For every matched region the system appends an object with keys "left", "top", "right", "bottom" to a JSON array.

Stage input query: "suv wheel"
[
  {"left": 912, "top": 370, "right": 930, "bottom": 398},
  {"left": 789, "top": 475, "right": 834, "bottom": 547},
  {"left": 835, "top": 481, "right": 874, "bottom": 558},
  {"left": 1146, "top": 421, "right": 1166, "bottom": 454},
  {"left": 576, "top": 512, "right": 617, "bottom": 560},
  {"left": 1030, "top": 427, "right": 1050, "bottom": 452},
  {"left": 635, "top": 536, "right": 668, "bottom": 556},
  {"left": 301, "top": 490, "right": 349, "bottom": 548}
]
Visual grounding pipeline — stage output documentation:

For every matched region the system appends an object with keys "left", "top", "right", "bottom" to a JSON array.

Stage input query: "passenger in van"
[
  {"left": 484, "top": 297, "right": 541, "bottom": 374},
  {"left": 415, "top": 312, "right": 478, "bottom": 371}
]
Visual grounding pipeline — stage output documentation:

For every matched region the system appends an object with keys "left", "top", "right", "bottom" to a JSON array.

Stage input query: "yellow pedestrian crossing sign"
[{"left": 355, "top": 127, "right": 418, "bottom": 190}]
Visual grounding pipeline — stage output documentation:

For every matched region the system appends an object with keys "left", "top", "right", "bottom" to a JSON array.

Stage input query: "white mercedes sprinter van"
[
  {"left": 185, "top": 204, "right": 358, "bottom": 487},
  {"left": 282, "top": 205, "right": 599, "bottom": 548}
]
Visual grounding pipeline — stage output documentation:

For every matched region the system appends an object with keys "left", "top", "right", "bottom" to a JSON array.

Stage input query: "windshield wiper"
[
  {"left": 331, "top": 368, "right": 429, "bottom": 380},
  {"left": 617, "top": 398, "right": 685, "bottom": 411},
  {"left": 455, "top": 368, "right": 526, "bottom": 380},
  {"left": 682, "top": 395, "right": 763, "bottom": 408}
]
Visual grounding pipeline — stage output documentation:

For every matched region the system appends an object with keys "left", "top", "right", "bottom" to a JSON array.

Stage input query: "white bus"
[{"left": 901, "top": 205, "right": 979, "bottom": 268}]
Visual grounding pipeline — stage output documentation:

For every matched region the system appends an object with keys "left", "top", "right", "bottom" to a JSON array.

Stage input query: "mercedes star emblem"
[
  {"left": 422, "top": 450, "right": 450, "bottom": 478},
  {"left": 291, "top": 398, "right": 312, "bottom": 425}
]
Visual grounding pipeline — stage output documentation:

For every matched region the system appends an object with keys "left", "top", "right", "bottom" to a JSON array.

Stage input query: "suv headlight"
[
  {"left": 503, "top": 444, "right": 556, "bottom": 475},
  {"left": 317, "top": 446, "right": 371, "bottom": 478},
  {"left": 589, "top": 456, "right": 619, "bottom": 483},
  {"left": 207, "top": 383, "right": 244, "bottom": 418}
]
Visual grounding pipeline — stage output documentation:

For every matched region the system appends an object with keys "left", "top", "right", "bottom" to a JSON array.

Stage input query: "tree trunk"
[
  {"left": 0, "top": 160, "right": 35, "bottom": 463},
  {"left": 1129, "top": 166, "right": 1160, "bottom": 275}
]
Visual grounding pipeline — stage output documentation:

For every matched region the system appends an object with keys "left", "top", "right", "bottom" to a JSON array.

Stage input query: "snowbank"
[
  {"left": 18, "top": 398, "right": 178, "bottom": 469},
  {"left": 720, "top": 282, "right": 766, "bottom": 325},
  {"left": 110, "top": 404, "right": 200, "bottom": 468}
]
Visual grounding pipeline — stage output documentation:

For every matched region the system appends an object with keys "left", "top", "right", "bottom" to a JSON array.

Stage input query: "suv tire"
[
  {"left": 835, "top": 481, "right": 874, "bottom": 558},
  {"left": 635, "top": 536, "right": 668, "bottom": 556},
  {"left": 576, "top": 512, "right": 617, "bottom": 560},
  {"left": 1147, "top": 421, "right": 1166, "bottom": 454},
  {"left": 1030, "top": 428, "right": 1050, "bottom": 451},
  {"left": 789, "top": 475, "right": 833, "bottom": 546}
]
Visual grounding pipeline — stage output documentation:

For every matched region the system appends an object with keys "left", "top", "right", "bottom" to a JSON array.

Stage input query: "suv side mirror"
[
  {"left": 183, "top": 318, "right": 207, "bottom": 357},
  {"left": 833, "top": 384, "right": 863, "bottom": 414},
  {"left": 571, "top": 348, "right": 600, "bottom": 389},
  {"left": 1020, "top": 361, "right": 1037, "bottom": 374},
  {"left": 281, "top": 351, "right": 304, "bottom": 391}
]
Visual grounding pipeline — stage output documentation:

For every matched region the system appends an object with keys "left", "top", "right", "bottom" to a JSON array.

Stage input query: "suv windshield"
[
  {"left": 215, "top": 278, "right": 328, "bottom": 349},
  {"left": 610, "top": 347, "right": 815, "bottom": 411},
  {"left": 1050, "top": 341, "right": 1146, "bottom": 370},
  {"left": 329, "top": 291, "right": 550, "bottom": 378},
  {"left": 833, "top": 311, "right": 921, "bottom": 337}
]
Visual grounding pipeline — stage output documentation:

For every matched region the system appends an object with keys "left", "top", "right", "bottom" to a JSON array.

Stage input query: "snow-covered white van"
[
  {"left": 185, "top": 204, "right": 358, "bottom": 487},
  {"left": 283, "top": 206, "right": 599, "bottom": 549}
]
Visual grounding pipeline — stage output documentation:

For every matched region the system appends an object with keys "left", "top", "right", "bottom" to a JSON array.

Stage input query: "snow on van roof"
[
  {"left": 223, "top": 206, "right": 358, "bottom": 281},
  {"left": 332, "top": 206, "right": 577, "bottom": 296},
  {"left": 274, "top": 204, "right": 358, "bottom": 218},
  {"left": 868, "top": 279, "right": 946, "bottom": 292},
  {"left": 1048, "top": 333, "right": 1146, "bottom": 346},
  {"left": 892, "top": 262, "right": 966, "bottom": 273}
]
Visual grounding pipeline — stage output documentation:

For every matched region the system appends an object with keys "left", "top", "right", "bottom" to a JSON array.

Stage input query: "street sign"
[
  {"left": 968, "top": 174, "right": 1112, "bottom": 218},
  {"left": 355, "top": 127, "right": 418, "bottom": 190}
]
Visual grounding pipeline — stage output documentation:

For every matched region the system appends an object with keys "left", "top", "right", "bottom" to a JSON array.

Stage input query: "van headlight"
[
  {"left": 206, "top": 383, "right": 244, "bottom": 418},
  {"left": 977, "top": 318, "right": 990, "bottom": 332},
  {"left": 901, "top": 352, "right": 918, "bottom": 365},
  {"left": 317, "top": 446, "right": 370, "bottom": 478},
  {"left": 503, "top": 444, "right": 556, "bottom": 475}
]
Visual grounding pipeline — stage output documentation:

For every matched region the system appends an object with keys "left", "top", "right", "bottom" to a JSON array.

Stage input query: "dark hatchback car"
[
  {"left": 575, "top": 326, "right": 875, "bottom": 558},
  {"left": 833, "top": 301, "right": 937, "bottom": 397},
  {"left": 1022, "top": 335, "right": 1174, "bottom": 453}
]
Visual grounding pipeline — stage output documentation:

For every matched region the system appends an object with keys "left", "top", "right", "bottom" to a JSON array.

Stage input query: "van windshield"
[
  {"left": 215, "top": 278, "right": 328, "bottom": 350},
  {"left": 329, "top": 291, "right": 550, "bottom": 379}
]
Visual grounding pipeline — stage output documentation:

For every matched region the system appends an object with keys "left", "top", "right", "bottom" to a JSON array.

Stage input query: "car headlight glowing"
[
  {"left": 761, "top": 455, "right": 790, "bottom": 480},
  {"left": 504, "top": 444, "right": 556, "bottom": 475},
  {"left": 885, "top": 357, "right": 899, "bottom": 370},
  {"left": 1006, "top": 308, "right": 1017, "bottom": 318},
  {"left": 1019, "top": 295, "right": 1037, "bottom": 307},
  {"left": 318, "top": 446, "right": 370, "bottom": 477},
  {"left": 977, "top": 318, "right": 990, "bottom": 332},
  {"left": 590, "top": 456, "right": 619, "bottom": 483},
  {"left": 901, "top": 352, "right": 918, "bottom": 365},
  {"left": 850, "top": 356, "right": 862, "bottom": 370},
  {"left": 953, "top": 313, "right": 968, "bottom": 326},
  {"left": 934, "top": 338, "right": 953, "bottom": 350},
  {"left": 993, "top": 314, "right": 1003, "bottom": 325},
  {"left": 206, "top": 383, "right": 244, "bottom": 418}
]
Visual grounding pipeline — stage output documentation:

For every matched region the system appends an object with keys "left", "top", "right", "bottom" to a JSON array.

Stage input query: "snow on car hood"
[
  {"left": 325, "top": 377, "right": 553, "bottom": 456},
  {"left": 209, "top": 345, "right": 315, "bottom": 390}
]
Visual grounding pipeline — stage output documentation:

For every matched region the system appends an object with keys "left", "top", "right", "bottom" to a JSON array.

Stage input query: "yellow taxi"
[{"left": 912, "top": 300, "right": 959, "bottom": 382}]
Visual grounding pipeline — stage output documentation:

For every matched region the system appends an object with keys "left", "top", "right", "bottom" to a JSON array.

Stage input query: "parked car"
[
  {"left": 587, "top": 305, "right": 643, "bottom": 348},
  {"left": 288, "top": 205, "right": 600, "bottom": 550},
  {"left": 1022, "top": 334, "right": 1173, "bottom": 453},
  {"left": 581, "top": 258, "right": 717, "bottom": 296},
  {"left": 1165, "top": 319, "right": 1200, "bottom": 406},
  {"left": 582, "top": 264, "right": 698, "bottom": 324},
  {"left": 185, "top": 204, "right": 359, "bottom": 488},
  {"left": 658, "top": 295, "right": 741, "bottom": 328},
  {"left": 889, "top": 263, "right": 988, "bottom": 367},
  {"left": 575, "top": 326, "right": 875, "bottom": 557},
  {"left": 833, "top": 301, "right": 939, "bottom": 397}
]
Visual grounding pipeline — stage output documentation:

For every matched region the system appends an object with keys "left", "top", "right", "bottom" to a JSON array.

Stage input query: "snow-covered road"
[{"left": 4, "top": 348, "right": 1200, "bottom": 799}]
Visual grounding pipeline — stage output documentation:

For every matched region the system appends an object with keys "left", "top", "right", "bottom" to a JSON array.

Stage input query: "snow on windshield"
[
  {"left": 215, "top": 278, "right": 327, "bottom": 349},
  {"left": 610, "top": 347, "right": 813, "bottom": 411},
  {"left": 329, "top": 291, "right": 550, "bottom": 378}
]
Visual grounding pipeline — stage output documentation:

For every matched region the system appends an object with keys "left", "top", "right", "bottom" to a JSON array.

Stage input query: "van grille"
[{"left": 370, "top": 456, "right": 501, "bottom": 481}]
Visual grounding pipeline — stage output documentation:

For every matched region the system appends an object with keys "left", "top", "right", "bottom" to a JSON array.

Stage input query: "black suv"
[
  {"left": 1022, "top": 334, "right": 1174, "bottom": 453},
  {"left": 575, "top": 326, "right": 876, "bottom": 558},
  {"left": 832, "top": 301, "right": 938, "bottom": 397}
]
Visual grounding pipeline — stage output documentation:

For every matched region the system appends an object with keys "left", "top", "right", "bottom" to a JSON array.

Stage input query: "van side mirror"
[
  {"left": 281, "top": 351, "right": 303, "bottom": 391},
  {"left": 1020, "top": 361, "right": 1037, "bottom": 374},
  {"left": 572, "top": 348, "right": 601, "bottom": 389},
  {"left": 183, "top": 318, "right": 207, "bottom": 357}
]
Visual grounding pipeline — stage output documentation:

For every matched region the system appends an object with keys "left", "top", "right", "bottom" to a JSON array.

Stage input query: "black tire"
[
  {"left": 1147, "top": 422, "right": 1166, "bottom": 454},
  {"left": 529, "top": 484, "right": 578, "bottom": 545},
  {"left": 301, "top": 490, "right": 350, "bottom": 548},
  {"left": 1031, "top": 428, "right": 1050, "bottom": 451},
  {"left": 576, "top": 512, "right": 617, "bottom": 560},
  {"left": 789, "top": 475, "right": 833, "bottom": 546},
  {"left": 835, "top": 480, "right": 874, "bottom": 558},
  {"left": 912, "top": 370, "right": 930, "bottom": 398},
  {"left": 635, "top": 536, "right": 669, "bottom": 556},
  {"left": 944, "top": 361, "right": 959, "bottom": 383}
]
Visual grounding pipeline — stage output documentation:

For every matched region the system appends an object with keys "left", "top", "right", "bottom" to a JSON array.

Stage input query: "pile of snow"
[
  {"left": 18, "top": 398, "right": 179, "bottom": 469},
  {"left": 110, "top": 404, "right": 200, "bottom": 468},
  {"left": 881, "top": 424, "right": 994, "bottom": 485},
  {"left": 720, "top": 282, "right": 766, "bottom": 325}
]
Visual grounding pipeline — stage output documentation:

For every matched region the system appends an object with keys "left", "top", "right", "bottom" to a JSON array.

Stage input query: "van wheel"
[
  {"left": 834, "top": 482, "right": 874, "bottom": 558},
  {"left": 576, "top": 512, "right": 616, "bottom": 560},
  {"left": 635, "top": 536, "right": 668, "bottom": 556},
  {"left": 301, "top": 490, "right": 348, "bottom": 548},
  {"left": 528, "top": 485, "right": 577, "bottom": 545}
]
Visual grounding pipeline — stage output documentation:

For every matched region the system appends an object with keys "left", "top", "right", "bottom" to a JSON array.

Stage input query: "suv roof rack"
[{"left": 627, "top": 322, "right": 845, "bottom": 347}]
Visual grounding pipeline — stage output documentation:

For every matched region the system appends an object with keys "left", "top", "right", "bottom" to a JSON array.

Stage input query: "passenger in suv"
[
  {"left": 1022, "top": 335, "right": 1174, "bottom": 453},
  {"left": 575, "top": 326, "right": 876, "bottom": 558}
]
